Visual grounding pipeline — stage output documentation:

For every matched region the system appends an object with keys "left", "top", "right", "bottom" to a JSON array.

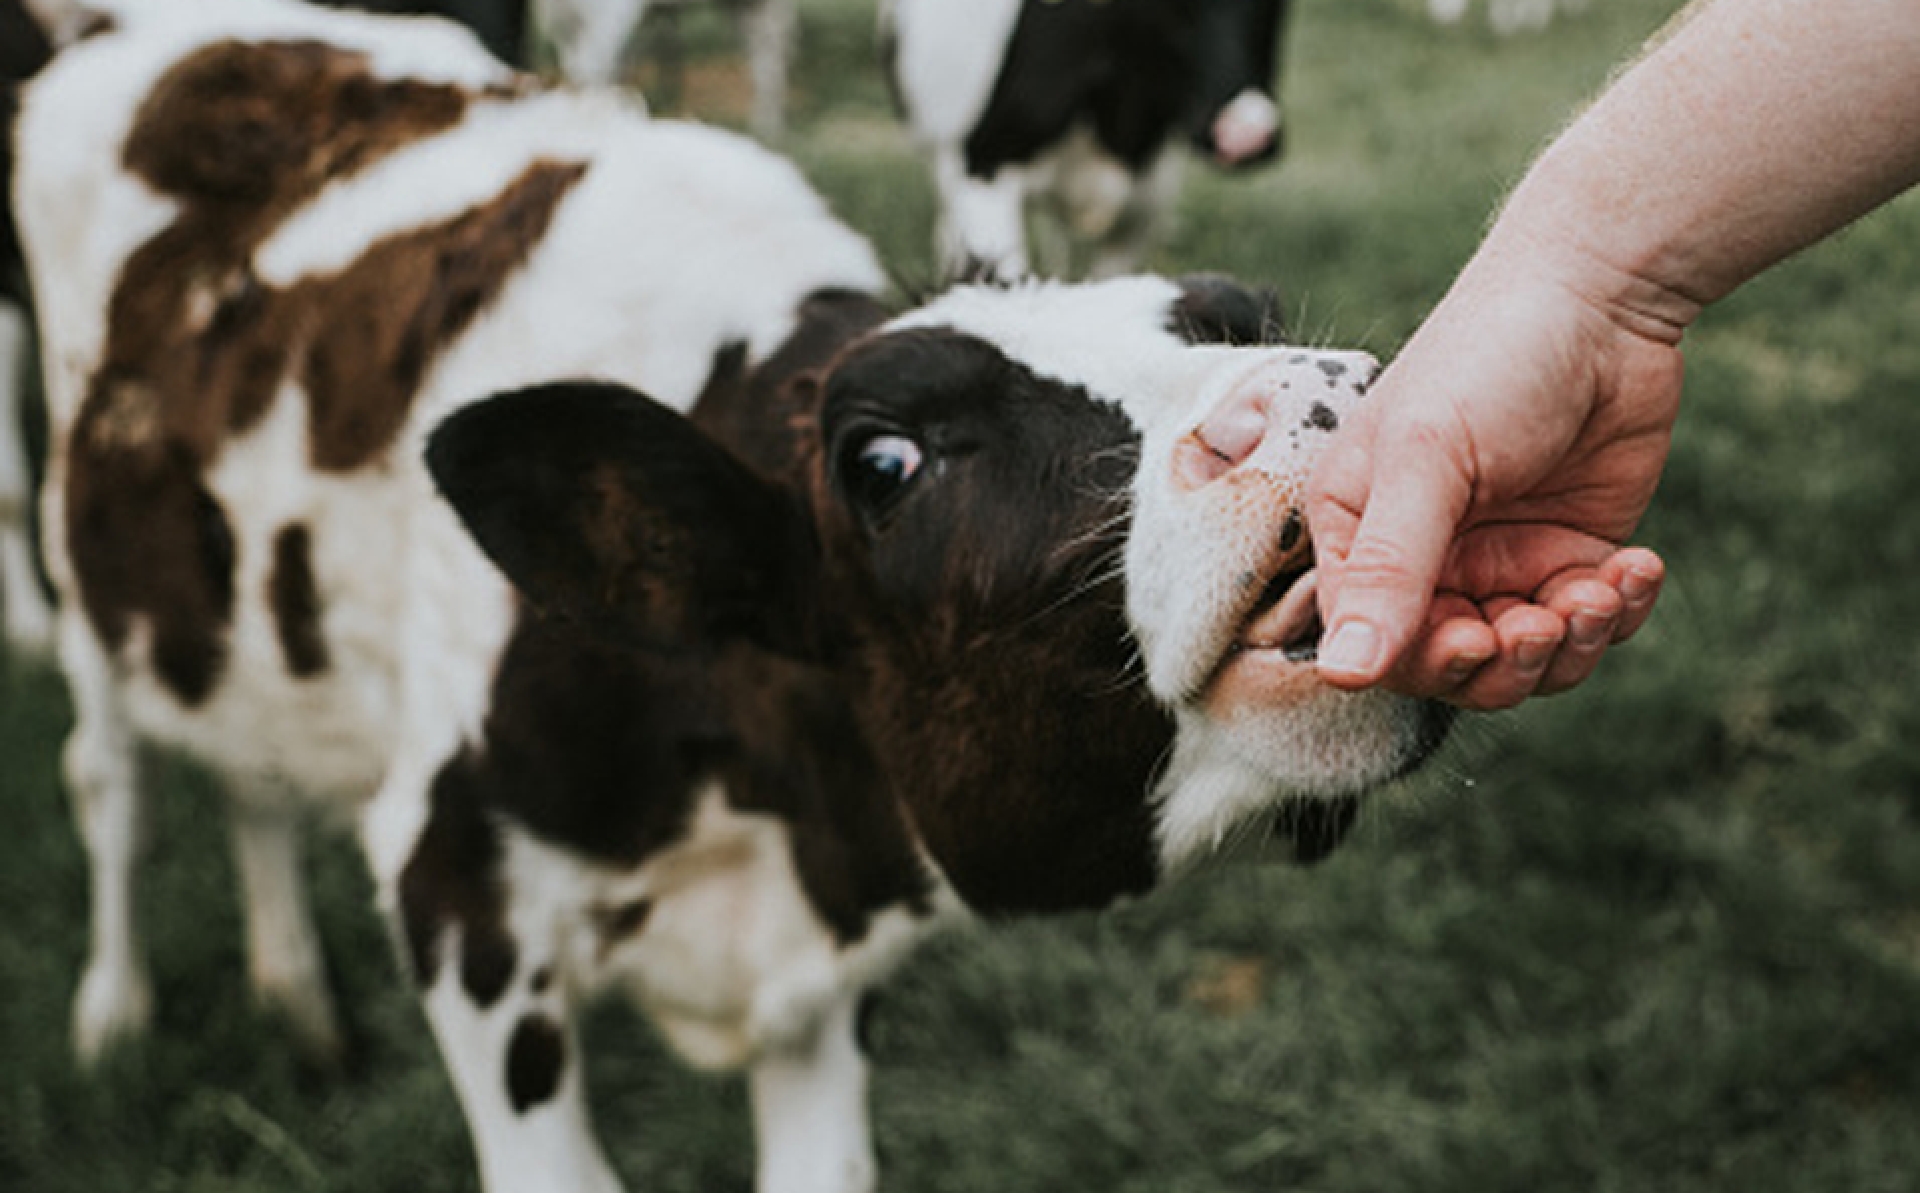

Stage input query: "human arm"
[{"left": 1307, "top": 0, "right": 1920, "bottom": 709}]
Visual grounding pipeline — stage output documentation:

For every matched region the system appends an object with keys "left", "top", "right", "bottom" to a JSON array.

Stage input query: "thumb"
[{"left": 1310, "top": 418, "right": 1473, "bottom": 688}]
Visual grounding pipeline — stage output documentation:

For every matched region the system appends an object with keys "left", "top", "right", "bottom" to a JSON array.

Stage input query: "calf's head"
[{"left": 427, "top": 275, "right": 1449, "bottom": 915}]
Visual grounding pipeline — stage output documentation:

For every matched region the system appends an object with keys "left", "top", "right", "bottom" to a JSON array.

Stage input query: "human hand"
[{"left": 1306, "top": 254, "right": 1681, "bottom": 710}]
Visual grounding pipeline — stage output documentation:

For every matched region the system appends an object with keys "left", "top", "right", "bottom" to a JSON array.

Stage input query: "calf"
[
  {"left": 0, "top": 0, "right": 56, "bottom": 652},
  {"left": 532, "top": 0, "right": 796, "bottom": 140},
  {"left": 19, "top": 3, "right": 1444, "bottom": 1192},
  {"left": 885, "top": 0, "right": 1292, "bottom": 279}
]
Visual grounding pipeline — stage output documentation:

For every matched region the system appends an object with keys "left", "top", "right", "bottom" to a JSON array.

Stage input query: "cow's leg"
[
  {"left": 0, "top": 303, "right": 52, "bottom": 656},
  {"left": 60, "top": 612, "right": 151, "bottom": 1063},
  {"left": 537, "top": 0, "right": 649, "bottom": 85},
  {"left": 749, "top": 992, "right": 875, "bottom": 1193},
  {"left": 933, "top": 150, "right": 1030, "bottom": 281},
  {"left": 739, "top": 0, "right": 793, "bottom": 141},
  {"left": 227, "top": 795, "right": 343, "bottom": 1065},
  {"left": 374, "top": 781, "right": 624, "bottom": 1193},
  {"left": 1087, "top": 151, "right": 1184, "bottom": 280},
  {"left": 1490, "top": 0, "right": 1555, "bottom": 34},
  {"left": 417, "top": 933, "right": 623, "bottom": 1193}
]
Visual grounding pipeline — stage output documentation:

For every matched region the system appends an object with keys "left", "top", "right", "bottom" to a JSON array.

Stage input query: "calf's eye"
[{"left": 845, "top": 433, "right": 925, "bottom": 509}]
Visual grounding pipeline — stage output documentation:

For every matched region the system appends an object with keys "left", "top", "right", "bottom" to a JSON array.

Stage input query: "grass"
[{"left": 8, "top": 0, "right": 1920, "bottom": 1189}]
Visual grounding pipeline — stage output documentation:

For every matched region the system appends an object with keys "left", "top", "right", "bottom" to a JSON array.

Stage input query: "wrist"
[{"left": 1470, "top": 158, "right": 1703, "bottom": 350}]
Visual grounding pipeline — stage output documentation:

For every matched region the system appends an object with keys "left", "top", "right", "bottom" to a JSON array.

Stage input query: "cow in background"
[
  {"left": 532, "top": 0, "right": 796, "bottom": 140},
  {"left": 885, "top": 0, "right": 1293, "bottom": 280}
]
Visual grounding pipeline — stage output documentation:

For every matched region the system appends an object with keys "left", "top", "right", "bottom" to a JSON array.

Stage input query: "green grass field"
[{"left": 8, "top": 0, "right": 1920, "bottom": 1189}]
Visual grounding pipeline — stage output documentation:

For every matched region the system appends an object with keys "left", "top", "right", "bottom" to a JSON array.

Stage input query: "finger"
[
  {"left": 1449, "top": 601, "right": 1567, "bottom": 711},
  {"left": 1530, "top": 572, "right": 1624, "bottom": 696},
  {"left": 1534, "top": 571, "right": 1625, "bottom": 651},
  {"left": 1598, "top": 547, "right": 1666, "bottom": 642},
  {"left": 1310, "top": 414, "right": 1475, "bottom": 690},
  {"left": 1383, "top": 595, "right": 1498, "bottom": 698}
]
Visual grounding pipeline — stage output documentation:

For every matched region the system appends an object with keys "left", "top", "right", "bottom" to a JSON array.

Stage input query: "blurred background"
[{"left": 6, "top": 0, "right": 1920, "bottom": 1189}]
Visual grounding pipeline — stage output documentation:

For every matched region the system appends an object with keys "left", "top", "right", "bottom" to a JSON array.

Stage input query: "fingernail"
[
  {"left": 1568, "top": 608, "right": 1611, "bottom": 650},
  {"left": 1441, "top": 653, "right": 1491, "bottom": 687},
  {"left": 1621, "top": 565, "right": 1658, "bottom": 606},
  {"left": 1319, "top": 620, "right": 1382, "bottom": 679},
  {"left": 1513, "top": 636, "right": 1556, "bottom": 674}
]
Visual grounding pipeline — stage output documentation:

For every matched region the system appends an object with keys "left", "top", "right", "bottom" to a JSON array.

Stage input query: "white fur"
[{"left": 880, "top": 0, "right": 1023, "bottom": 145}]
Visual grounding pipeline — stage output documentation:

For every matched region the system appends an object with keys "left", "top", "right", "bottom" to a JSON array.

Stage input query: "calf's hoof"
[{"left": 72, "top": 961, "right": 153, "bottom": 1066}]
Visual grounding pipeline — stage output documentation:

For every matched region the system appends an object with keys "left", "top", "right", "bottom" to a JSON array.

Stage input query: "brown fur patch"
[
  {"left": 399, "top": 748, "right": 521, "bottom": 1005},
  {"left": 298, "top": 159, "right": 589, "bottom": 470},
  {"left": 124, "top": 39, "right": 470, "bottom": 230},
  {"left": 505, "top": 1014, "right": 566, "bottom": 1114},
  {"left": 66, "top": 36, "right": 581, "bottom": 704}
]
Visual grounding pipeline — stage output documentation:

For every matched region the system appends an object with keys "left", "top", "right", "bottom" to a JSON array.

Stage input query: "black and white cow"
[
  {"left": 0, "top": 0, "right": 57, "bottom": 652},
  {"left": 532, "top": 0, "right": 795, "bottom": 139},
  {"left": 885, "top": 0, "right": 1293, "bottom": 279},
  {"left": 18, "top": 2, "right": 1444, "bottom": 1190}
]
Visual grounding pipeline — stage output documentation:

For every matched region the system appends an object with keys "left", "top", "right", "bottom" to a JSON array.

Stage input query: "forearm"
[{"left": 1479, "top": 0, "right": 1920, "bottom": 339}]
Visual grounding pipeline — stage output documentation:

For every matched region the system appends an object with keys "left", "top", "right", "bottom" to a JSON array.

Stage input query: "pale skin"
[{"left": 1307, "top": 0, "right": 1920, "bottom": 710}]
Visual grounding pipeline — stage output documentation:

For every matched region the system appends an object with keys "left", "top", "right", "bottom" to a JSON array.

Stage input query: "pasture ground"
[{"left": 6, "top": 1, "right": 1920, "bottom": 1189}]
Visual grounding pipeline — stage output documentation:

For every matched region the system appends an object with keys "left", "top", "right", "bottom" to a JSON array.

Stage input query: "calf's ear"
[
  {"left": 1169, "top": 273, "right": 1287, "bottom": 346},
  {"left": 426, "top": 381, "right": 820, "bottom": 654}
]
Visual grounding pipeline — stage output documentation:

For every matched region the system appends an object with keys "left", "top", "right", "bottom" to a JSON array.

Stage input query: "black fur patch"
[{"left": 505, "top": 1014, "right": 566, "bottom": 1114}]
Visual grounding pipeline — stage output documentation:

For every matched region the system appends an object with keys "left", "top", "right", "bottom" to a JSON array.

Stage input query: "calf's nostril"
[
  {"left": 1173, "top": 391, "right": 1272, "bottom": 490},
  {"left": 1278, "top": 509, "right": 1304, "bottom": 554},
  {"left": 1198, "top": 393, "right": 1270, "bottom": 467}
]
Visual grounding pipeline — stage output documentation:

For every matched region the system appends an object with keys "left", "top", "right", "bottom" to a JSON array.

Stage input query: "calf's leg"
[
  {"left": 417, "top": 936, "right": 624, "bottom": 1193},
  {"left": 933, "top": 149, "right": 1030, "bottom": 281},
  {"left": 227, "top": 796, "right": 343, "bottom": 1065},
  {"left": 378, "top": 791, "right": 625, "bottom": 1193},
  {"left": 749, "top": 992, "right": 876, "bottom": 1193},
  {"left": 1085, "top": 151, "right": 1183, "bottom": 280},
  {"left": 538, "top": 0, "right": 648, "bottom": 85},
  {"left": 59, "top": 613, "right": 150, "bottom": 1063}
]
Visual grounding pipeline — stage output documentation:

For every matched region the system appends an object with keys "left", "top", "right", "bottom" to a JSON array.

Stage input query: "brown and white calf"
[
  {"left": 18, "top": 2, "right": 1444, "bottom": 1190},
  {"left": 0, "top": 0, "right": 532, "bottom": 658},
  {"left": 884, "top": 0, "right": 1293, "bottom": 280}
]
